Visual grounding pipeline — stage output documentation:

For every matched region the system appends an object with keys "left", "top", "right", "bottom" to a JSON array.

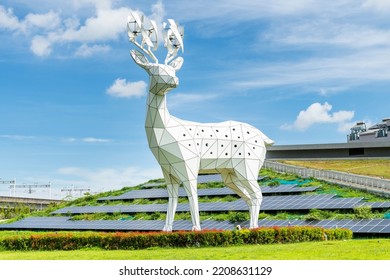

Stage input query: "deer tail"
[{"left": 259, "top": 131, "right": 275, "bottom": 146}]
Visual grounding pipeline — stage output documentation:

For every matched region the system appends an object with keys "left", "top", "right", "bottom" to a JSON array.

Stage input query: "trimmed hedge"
[{"left": 0, "top": 226, "right": 352, "bottom": 251}]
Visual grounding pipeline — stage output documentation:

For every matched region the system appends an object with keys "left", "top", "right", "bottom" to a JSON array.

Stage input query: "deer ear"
[
  {"left": 131, "top": 49, "right": 151, "bottom": 69},
  {"left": 169, "top": 56, "right": 183, "bottom": 71}
]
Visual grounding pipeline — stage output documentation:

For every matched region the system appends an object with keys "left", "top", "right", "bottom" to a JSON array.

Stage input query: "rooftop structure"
[{"left": 348, "top": 118, "right": 390, "bottom": 143}]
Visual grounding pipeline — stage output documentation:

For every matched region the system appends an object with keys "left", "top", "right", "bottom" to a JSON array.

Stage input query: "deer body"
[{"left": 128, "top": 13, "right": 273, "bottom": 231}]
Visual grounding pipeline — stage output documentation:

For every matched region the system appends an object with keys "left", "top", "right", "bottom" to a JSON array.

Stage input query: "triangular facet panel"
[
  {"left": 159, "top": 130, "right": 176, "bottom": 146},
  {"left": 160, "top": 142, "right": 183, "bottom": 159}
]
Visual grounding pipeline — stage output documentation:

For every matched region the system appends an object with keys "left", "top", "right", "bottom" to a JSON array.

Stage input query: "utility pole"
[
  {"left": 12, "top": 183, "right": 51, "bottom": 199},
  {"left": 61, "top": 186, "right": 91, "bottom": 198},
  {"left": 0, "top": 179, "right": 16, "bottom": 196}
]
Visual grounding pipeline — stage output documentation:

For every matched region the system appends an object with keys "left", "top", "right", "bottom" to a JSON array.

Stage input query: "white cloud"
[
  {"left": 232, "top": 48, "right": 390, "bottom": 90},
  {"left": 75, "top": 43, "right": 110, "bottom": 57},
  {"left": 0, "top": 3, "right": 131, "bottom": 57},
  {"left": 168, "top": 0, "right": 321, "bottom": 22},
  {"left": 24, "top": 10, "right": 60, "bottom": 30},
  {"left": 337, "top": 121, "right": 356, "bottom": 133},
  {"left": 263, "top": 20, "right": 390, "bottom": 49},
  {"left": 150, "top": 0, "right": 165, "bottom": 24},
  {"left": 0, "top": 134, "right": 35, "bottom": 140},
  {"left": 61, "top": 137, "right": 77, "bottom": 142},
  {"left": 82, "top": 137, "right": 112, "bottom": 143},
  {"left": 30, "top": 35, "right": 52, "bottom": 56},
  {"left": 2, "top": 0, "right": 389, "bottom": 58},
  {"left": 59, "top": 7, "right": 130, "bottom": 43},
  {"left": 107, "top": 79, "right": 147, "bottom": 98},
  {"left": 57, "top": 165, "right": 162, "bottom": 189},
  {"left": 63, "top": 17, "right": 80, "bottom": 30},
  {"left": 317, "top": 86, "right": 350, "bottom": 96},
  {"left": 61, "top": 137, "right": 111, "bottom": 143},
  {"left": 71, "top": 0, "right": 113, "bottom": 11},
  {"left": 29, "top": 6, "right": 131, "bottom": 57},
  {"left": 0, "top": 6, "right": 22, "bottom": 31},
  {"left": 362, "top": 0, "right": 390, "bottom": 11},
  {"left": 0, "top": 6, "right": 61, "bottom": 33},
  {"left": 281, "top": 102, "right": 354, "bottom": 131}
]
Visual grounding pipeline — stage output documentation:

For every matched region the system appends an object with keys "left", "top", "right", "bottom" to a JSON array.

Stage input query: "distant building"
[{"left": 348, "top": 118, "right": 390, "bottom": 143}]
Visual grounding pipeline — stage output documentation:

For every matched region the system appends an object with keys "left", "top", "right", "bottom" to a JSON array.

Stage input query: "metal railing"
[{"left": 263, "top": 160, "right": 390, "bottom": 196}]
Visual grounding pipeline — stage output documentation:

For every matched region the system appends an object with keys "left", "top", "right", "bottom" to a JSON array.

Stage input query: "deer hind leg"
[
  {"left": 238, "top": 178, "right": 262, "bottom": 229},
  {"left": 221, "top": 170, "right": 252, "bottom": 208},
  {"left": 232, "top": 162, "right": 263, "bottom": 229},
  {"left": 222, "top": 171, "right": 261, "bottom": 228}
]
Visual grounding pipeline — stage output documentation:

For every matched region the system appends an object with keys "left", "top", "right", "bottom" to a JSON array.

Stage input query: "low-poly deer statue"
[{"left": 127, "top": 11, "right": 274, "bottom": 231}]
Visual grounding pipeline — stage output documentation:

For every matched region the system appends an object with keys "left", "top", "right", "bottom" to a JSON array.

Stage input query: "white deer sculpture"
[{"left": 127, "top": 11, "right": 274, "bottom": 231}]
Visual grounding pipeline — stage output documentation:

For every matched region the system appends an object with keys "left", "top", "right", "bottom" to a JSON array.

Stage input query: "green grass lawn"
[
  {"left": 1, "top": 239, "right": 389, "bottom": 260},
  {"left": 280, "top": 159, "right": 390, "bottom": 179}
]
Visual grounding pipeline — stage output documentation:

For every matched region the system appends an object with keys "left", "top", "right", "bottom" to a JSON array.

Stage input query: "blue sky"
[{"left": 1, "top": 0, "right": 390, "bottom": 198}]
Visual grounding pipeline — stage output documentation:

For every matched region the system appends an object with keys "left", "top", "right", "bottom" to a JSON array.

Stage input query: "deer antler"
[
  {"left": 127, "top": 11, "right": 158, "bottom": 63},
  {"left": 127, "top": 10, "right": 184, "bottom": 65},
  {"left": 163, "top": 19, "right": 184, "bottom": 64}
]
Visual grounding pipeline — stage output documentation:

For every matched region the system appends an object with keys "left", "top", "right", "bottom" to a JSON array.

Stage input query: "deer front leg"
[
  {"left": 163, "top": 183, "right": 180, "bottom": 232},
  {"left": 182, "top": 179, "right": 201, "bottom": 231}
]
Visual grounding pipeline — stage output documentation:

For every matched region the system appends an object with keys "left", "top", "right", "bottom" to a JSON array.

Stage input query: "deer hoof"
[
  {"left": 163, "top": 224, "right": 173, "bottom": 232},
  {"left": 192, "top": 225, "right": 201, "bottom": 231}
]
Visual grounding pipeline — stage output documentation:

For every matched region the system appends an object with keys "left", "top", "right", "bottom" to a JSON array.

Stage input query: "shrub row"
[{"left": 0, "top": 226, "right": 352, "bottom": 251}]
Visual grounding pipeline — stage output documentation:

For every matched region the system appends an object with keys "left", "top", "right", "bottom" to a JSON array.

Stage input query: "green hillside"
[{"left": 2, "top": 168, "right": 389, "bottom": 224}]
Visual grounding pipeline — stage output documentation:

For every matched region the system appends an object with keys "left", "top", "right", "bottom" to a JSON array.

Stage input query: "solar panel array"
[
  {"left": 98, "top": 185, "right": 318, "bottom": 201},
  {"left": 362, "top": 201, "right": 390, "bottom": 208},
  {"left": 258, "top": 219, "right": 390, "bottom": 234},
  {"left": 2, "top": 171, "right": 389, "bottom": 237},
  {"left": 1, "top": 217, "right": 389, "bottom": 234},
  {"left": 197, "top": 174, "right": 223, "bottom": 183},
  {"left": 141, "top": 182, "right": 166, "bottom": 188},
  {"left": 137, "top": 173, "right": 259, "bottom": 188},
  {"left": 197, "top": 174, "right": 267, "bottom": 184},
  {"left": 53, "top": 194, "right": 389, "bottom": 215}
]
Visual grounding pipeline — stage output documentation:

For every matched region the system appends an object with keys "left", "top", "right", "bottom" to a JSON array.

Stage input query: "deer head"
[{"left": 128, "top": 11, "right": 184, "bottom": 95}]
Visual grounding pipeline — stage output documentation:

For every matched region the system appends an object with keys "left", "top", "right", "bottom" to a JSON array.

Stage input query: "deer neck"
[{"left": 145, "top": 90, "right": 171, "bottom": 130}]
